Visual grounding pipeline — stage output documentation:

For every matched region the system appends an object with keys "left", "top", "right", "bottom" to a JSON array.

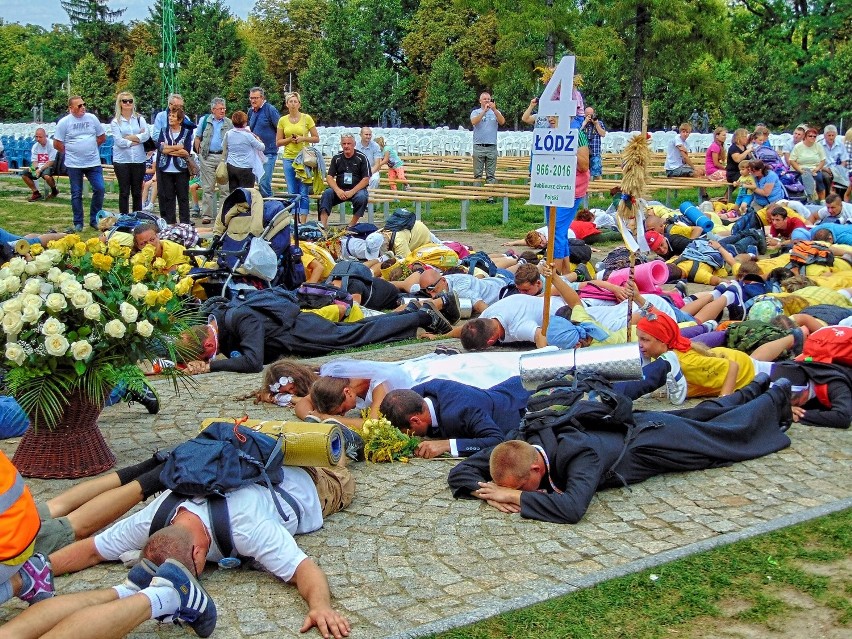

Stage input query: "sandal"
[{"left": 201, "top": 215, "right": 212, "bottom": 225}]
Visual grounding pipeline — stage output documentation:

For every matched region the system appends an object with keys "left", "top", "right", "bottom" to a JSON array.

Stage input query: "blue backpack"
[
  {"left": 674, "top": 239, "right": 725, "bottom": 280},
  {"left": 151, "top": 421, "right": 302, "bottom": 561}
]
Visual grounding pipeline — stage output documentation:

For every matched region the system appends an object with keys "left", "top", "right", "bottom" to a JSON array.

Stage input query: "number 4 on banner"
[{"left": 537, "top": 56, "right": 577, "bottom": 124}]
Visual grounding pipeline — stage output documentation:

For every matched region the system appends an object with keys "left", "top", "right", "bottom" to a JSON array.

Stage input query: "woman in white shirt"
[
  {"left": 110, "top": 91, "right": 150, "bottom": 213},
  {"left": 224, "top": 110, "right": 265, "bottom": 191}
]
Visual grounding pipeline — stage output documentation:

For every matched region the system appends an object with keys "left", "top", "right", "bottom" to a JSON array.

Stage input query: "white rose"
[
  {"left": 23, "top": 278, "right": 43, "bottom": 295},
  {"left": 33, "top": 254, "right": 52, "bottom": 272},
  {"left": 0, "top": 268, "right": 9, "bottom": 280},
  {"left": 104, "top": 319, "right": 126, "bottom": 339},
  {"left": 2, "top": 311, "right": 24, "bottom": 336},
  {"left": 130, "top": 283, "right": 148, "bottom": 300},
  {"left": 19, "top": 294, "right": 41, "bottom": 309},
  {"left": 135, "top": 319, "right": 154, "bottom": 338},
  {"left": 24, "top": 262, "right": 39, "bottom": 275},
  {"left": 44, "top": 334, "right": 70, "bottom": 357},
  {"left": 83, "top": 303, "right": 101, "bottom": 320},
  {"left": 57, "top": 272, "right": 75, "bottom": 284},
  {"left": 5, "top": 342, "right": 25, "bottom": 366},
  {"left": 3, "top": 298, "right": 22, "bottom": 314},
  {"left": 70, "top": 290, "right": 93, "bottom": 310},
  {"left": 41, "top": 317, "right": 65, "bottom": 336},
  {"left": 21, "top": 305, "right": 43, "bottom": 324},
  {"left": 5, "top": 277, "right": 21, "bottom": 294},
  {"left": 119, "top": 302, "right": 139, "bottom": 323},
  {"left": 45, "top": 293, "right": 67, "bottom": 312},
  {"left": 6, "top": 258, "right": 26, "bottom": 277},
  {"left": 60, "top": 279, "right": 83, "bottom": 296},
  {"left": 43, "top": 249, "right": 63, "bottom": 265},
  {"left": 70, "top": 340, "right": 93, "bottom": 361},
  {"left": 0, "top": 279, "right": 7, "bottom": 295},
  {"left": 47, "top": 267, "right": 63, "bottom": 283},
  {"left": 83, "top": 273, "right": 103, "bottom": 291}
]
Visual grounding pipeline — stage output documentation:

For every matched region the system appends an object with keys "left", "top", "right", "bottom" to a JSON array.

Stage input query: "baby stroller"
[
  {"left": 188, "top": 188, "right": 305, "bottom": 299},
  {"left": 754, "top": 145, "right": 807, "bottom": 203}
]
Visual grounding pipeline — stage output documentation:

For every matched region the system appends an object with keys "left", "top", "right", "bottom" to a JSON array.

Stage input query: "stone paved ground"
[{"left": 1, "top": 230, "right": 851, "bottom": 637}]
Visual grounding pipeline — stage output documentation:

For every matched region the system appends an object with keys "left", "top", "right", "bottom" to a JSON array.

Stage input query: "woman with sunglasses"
[{"left": 110, "top": 91, "right": 150, "bottom": 213}]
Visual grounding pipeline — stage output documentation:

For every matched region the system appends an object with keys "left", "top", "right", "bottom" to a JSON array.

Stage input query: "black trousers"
[
  {"left": 227, "top": 164, "right": 256, "bottom": 191},
  {"left": 157, "top": 169, "right": 190, "bottom": 224},
  {"left": 114, "top": 162, "right": 146, "bottom": 213}
]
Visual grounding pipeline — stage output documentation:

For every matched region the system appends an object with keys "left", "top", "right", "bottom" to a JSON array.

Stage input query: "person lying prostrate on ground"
[
  {"left": 329, "top": 271, "right": 404, "bottom": 311},
  {"left": 447, "top": 374, "right": 792, "bottom": 524},
  {"left": 644, "top": 213, "right": 703, "bottom": 241},
  {"left": 456, "top": 293, "right": 566, "bottom": 350},
  {"left": 379, "top": 377, "right": 532, "bottom": 458},
  {"left": 180, "top": 288, "right": 454, "bottom": 374},
  {"left": 647, "top": 233, "right": 737, "bottom": 286},
  {"left": 413, "top": 270, "right": 510, "bottom": 315},
  {"left": 808, "top": 193, "right": 852, "bottom": 225},
  {"left": 766, "top": 206, "right": 807, "bottom": 250}
]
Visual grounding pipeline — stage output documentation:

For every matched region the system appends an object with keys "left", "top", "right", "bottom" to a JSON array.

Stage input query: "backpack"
[
  {"left": 461, "top": 251, "right": 497, "bottom": 277},
  {"left": 798, "top": 325, "right": 852, "bottom": 366},
  {"left": 787, "top": 240, "right": 834, "bottom": 268},
  {"left": 403, "top": 244, "right": 460, "bottom": 270},
  {"left": 599, "top": 247, "right": 646, "bottom": 278},
  {"left": 326, "top": 260, "right": 374, "bottom": 303},
  {"left": 568, "top": 238, "right": 592, "bottom": 265},
  {"left": 297, "top": 222, "right": 326, "bottom": 242},
  {"left": 345, "top": 222, "right": 379, "bottom": 239},
  {"left": 295, "top": 282, "right": 354, "bottom": 316},
  {"left": 383, "top": 208, "right": 417, "bottom": 232},
  {"left": 674, "top": 239, "right": 725, "bottom": 279},
  {"left": 152, "top": 421, "right": 302, "bottom": 561},
  {"left": 107, "top": 211, "right": 166, "bottom": 239},
  {"left": 725, "top": 320, "right": 789, "bottom": 355},
  {"left": 53, "top": 150, "right": 68, "bottom": 176}
]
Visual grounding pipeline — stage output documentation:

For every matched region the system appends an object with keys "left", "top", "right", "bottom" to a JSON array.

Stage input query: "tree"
[
  {"left": 350, "top": 65, "right": 397, "bottom": 123},
  {"left": 70, "top": 53, "right": 113, "bottom": 119},
  {"left": 125, "top": 52, "right": 163, "bottom": 119},
  {"left": 12, "top": 56, "right": 57, "bottom": 118},
  {"left": 176, "top": 47, "right": 221, "bottom": 120},
  {"left": 423, "top": 50, "right": 475, "bottom": 127},
  {"left": 227, "top": 48, "right": 281, "bottom": 111},
  {"left": 300, "top": 43, "right": 349, "bottom": 124},
  {"left": 61, "top": 0, "right": 128, "bottom": 82}
]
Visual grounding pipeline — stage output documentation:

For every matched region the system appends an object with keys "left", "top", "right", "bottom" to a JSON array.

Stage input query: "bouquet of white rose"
[{"left": 0, "top": 234, "right": 198, "bottom": 430}]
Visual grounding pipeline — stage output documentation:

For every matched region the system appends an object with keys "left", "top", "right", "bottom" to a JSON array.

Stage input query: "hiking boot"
[
  {"left": 27, "top": 191, "right": 42, "bottom": 202},
  {"left": 420, "top": 306, "right": 453, "bottom": 335},
  {"left": 127, "top": 385, "right": 159, "bottom": 414},
  {"left": 659, "top": 351, "right": 687, "bottom": 405},
  {"left": 433, "top": 291, "right": 461, "bottom": 325},
  {"left": 323, "top": 419, "right": 365, "bottom": 461},
  {"left": 47, "top": 189, "right": 59, "bottom": 200},
  {"left": 18, "top": 553, "right": 54, "bottom": 605},
  {"left": 151, "top": 559, "right": 217, "bottom": 638},
  {"left": 124, "top": 558, "right": 159, "bottom": 592}
]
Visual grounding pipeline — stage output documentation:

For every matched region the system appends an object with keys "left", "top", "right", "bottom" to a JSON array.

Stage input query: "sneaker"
[
  {"left": 486, "top": 197, "right": 496, "bottom": 204},
  {"left": 574, "top": 263, "right": 591, "bottom": 283},
  {"left": 66, "top": 225, "right": 84, "bottom": 233},
  {"left": 18, "top": 553, "right": 54, "bottom": 605},
  {"left": 151, "top": 559, "right": 217, "bottom": 638},
  {"left": 701, "top": 319, "right": 718, "bottom": 332},
  {"left": 142, "top": 202, "right": 154, "bottom": 212},
  {"left": 124, "top": 558, "right": 159, "bottom": 592},
  {"left": 673, "top": 280, "right": 688, "bottom": 298},
  {"left": 725, "top": 283, "right": 744, "bottom": 321},
  {"left": 324, "top": 420, "right": 365, "bottom": 461},
  {"left": 47, "top": 189, "right": 59, "bottom": 200},
  {"left": 434, "top": 345, "right": 461, "bottom": 356},
  {"left": 420, "top": 306, "right": 453, "bottom": 335},
  {"left": 433, "top": 291, "right": 461, "bottom": 325},
  {"left": 127, "top": 385, "right": 160, "bottom": 415},
  {"left": 27, "top": 191, "right": 42, "bottom": 202},
  {"left": 659, "top": 351, "right": 687, "bottom": 405}
]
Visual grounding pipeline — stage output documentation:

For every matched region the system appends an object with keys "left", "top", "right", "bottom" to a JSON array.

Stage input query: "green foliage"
[
  {"left": 177, "top": 47, "right": 222, "bottom": 119},
  {"left": 227, "top": 47, "right": 281, "bottom": 111},
  {"left": 70, "top": 53, "right": 113, "bottom": 119},
  {"left": 300, "top": 43, "right": 349, "bottom": 124},
  {"left": 125, "top": 52, "right": 163, "bottom": 118},
  {"left": 424, "top": 51, "right": 475, "bottom": 127}
]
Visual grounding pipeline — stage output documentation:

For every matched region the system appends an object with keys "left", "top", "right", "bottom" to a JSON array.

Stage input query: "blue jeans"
[
  {"left": 66, "top": 165, "right": 105, "bottom": 228},
  {"left": 259, "top": 153, "right": 278, "bottom": 198},
  {"left": 283, "top": 158, "right": 311, "bottom": 217}
]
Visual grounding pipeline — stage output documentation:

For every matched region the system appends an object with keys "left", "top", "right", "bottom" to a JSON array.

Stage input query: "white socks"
[{"left": 142, "top": 584, "right": 181, "bottom": 619}]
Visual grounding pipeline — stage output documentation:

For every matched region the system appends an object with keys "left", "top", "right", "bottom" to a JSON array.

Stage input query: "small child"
[
  {"left": 141, "top": 150, "right": 157, "bottom": 212},
  {"left": 733, "top": 160, "right": 757, "bottom": 214},
  {"left": 375, "top": 136, "right": 409, "bottom": 191},
  {"left": 189, "top": 176, "right": 202, "bottom": 217}
]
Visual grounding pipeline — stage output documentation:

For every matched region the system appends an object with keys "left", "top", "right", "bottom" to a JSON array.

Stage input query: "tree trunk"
[{"left": 627, "top": 1, "right": 650, "bottom": 131}]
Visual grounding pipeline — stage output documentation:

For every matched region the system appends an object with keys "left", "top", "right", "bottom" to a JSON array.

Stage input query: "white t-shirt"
[
  {"left": 445, "top": 274, "right": 507, "bottom": 306},
  {"left": 480, "top": 295, "right": 565, "bottom": 344},
  {"left": 815, "top": 202, "right": 852, "bottom": 224},
  {"left": 30, "top": 141, "right": 57, "bottom": 169},
  {"left": 583, "top": 294, "right": 677, "bottom": 331},
  {"left": 340, "top": 232, "right": 385, "bottom": 260},
  {"left": 54, "top": 112, "right": 106, "bottom": 168},
  {"left": 94, "top": 467, "right": 322, "bottom": 582},
  {"left": 664, "top": 136, "right": 689, "bottom": 170},
  {"left": 536, "top": 225, "right": 576, "bottom": 241}
]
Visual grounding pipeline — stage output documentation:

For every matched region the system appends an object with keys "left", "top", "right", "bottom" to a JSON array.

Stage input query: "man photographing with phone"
[
  {"left": 581, "top": 106, "right": 607, "bottom": 181},
  {"left": 470, "top": 91, "right": 505, "bottom": 202}
]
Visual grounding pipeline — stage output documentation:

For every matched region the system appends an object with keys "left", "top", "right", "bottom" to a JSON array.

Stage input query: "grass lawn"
[{"left": 429, "top": 509, "right": 851, "bottom": 639}]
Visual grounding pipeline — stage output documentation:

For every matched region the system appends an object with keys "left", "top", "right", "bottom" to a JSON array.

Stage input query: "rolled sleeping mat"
[
  {"left": 199, "top": 418, "right": 343, "bottom": 467},
  {"left": 606, "top": 261, "right": 670, "bottom": 291},
  {"left": 679, "top": 201, "right": 714, "bottom": 233},
  {"left": 518, "top": 343, "right": 644, "bottom": 391}
]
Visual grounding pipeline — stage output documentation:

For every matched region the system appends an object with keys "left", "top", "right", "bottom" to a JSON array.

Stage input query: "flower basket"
[
  {"left": 13, "top": 389, "right": 114, "bottom": 478},
  {"left": 0, "top": 235, "right": 198, "bottom": 476}
]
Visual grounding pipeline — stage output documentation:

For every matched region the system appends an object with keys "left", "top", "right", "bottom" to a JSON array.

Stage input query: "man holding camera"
[
  {"left": 470, "top": 92, "right": 505, "bottom": 202},
  {"left": 581, "top": 107, "right": 607, "bottom": 181}
]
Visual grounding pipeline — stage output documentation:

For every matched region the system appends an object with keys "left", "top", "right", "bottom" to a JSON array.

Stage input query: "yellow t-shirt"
[
  {"left": 277, "top": 113, "right": 316, "bottom": 160},
  {"left": 303, "top": 303, "right": 364, "bottom": 323},
  {"left": 667, "top": 259, "right": 727, "bottom": 285},
  {"left": 570, "top": 305, "right": 636, "bottom": 345},
  {"left": 299, "top": 242, "right": 335, "bottom": 279},
  {"left": 769, "top": 286, "right": 852, "bottom": 308},
  {"left": 675, "top": 347, "right": 755, "bottom": 397}
]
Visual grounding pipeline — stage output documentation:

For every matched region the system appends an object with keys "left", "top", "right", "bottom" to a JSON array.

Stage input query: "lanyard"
[{"left": 531, "top": 444, "right": 563, "bottom": 495}]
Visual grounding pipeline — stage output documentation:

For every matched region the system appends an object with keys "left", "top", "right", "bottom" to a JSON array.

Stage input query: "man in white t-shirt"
[
  {"left": 48, "top": 465, "right": 353, "bottom": 637},
  {"left": 21, "top": 127, "right": 59, "bottom": 202},
  {"left": 808, "top": 193, "right": 852, "bottom": 225},
  {"left": 455, "top": 294, "right": 566, "bottom": 349},
  {"left": 53, "top": 95, "right": 107, "bottom": 232},
  {"left": 664, "top": 123, "right": 704, "bottom": 178},
  {"left": 356, "top": 126, "right": 383, "bottom": 189},
  {"left": 412, "top": 268, "right": 510, "bottom": 316}
]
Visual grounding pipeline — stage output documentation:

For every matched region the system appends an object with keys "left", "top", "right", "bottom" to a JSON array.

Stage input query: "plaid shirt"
[{"left": 582, "top": 119, "right": 605, "bottom": 156}]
